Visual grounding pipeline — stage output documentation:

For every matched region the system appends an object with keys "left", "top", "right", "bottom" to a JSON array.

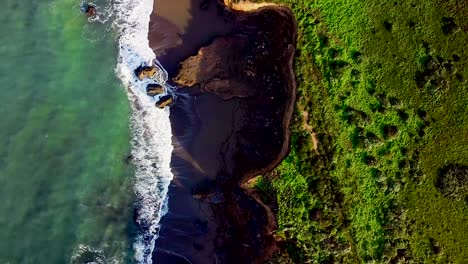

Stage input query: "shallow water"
[{"left": 0, "top": 0, "right": 135, "bottom": 263}]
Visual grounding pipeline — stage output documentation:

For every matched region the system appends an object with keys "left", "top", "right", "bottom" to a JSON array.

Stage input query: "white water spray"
[{"left": 113, "top": 0, "right": 174, "bottom": 263}]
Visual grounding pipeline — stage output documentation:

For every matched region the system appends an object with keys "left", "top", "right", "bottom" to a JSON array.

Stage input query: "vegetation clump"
[{"left": 436, "top": 164, "right": 468, "bottom": 202}]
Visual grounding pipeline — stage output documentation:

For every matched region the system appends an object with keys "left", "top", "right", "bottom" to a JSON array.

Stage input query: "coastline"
[
  {"left": 149, "top": 0, "right": 297, "bottom": 263},
  {"left": 113, "top": 0, "right": 175, "bottom": 262}
]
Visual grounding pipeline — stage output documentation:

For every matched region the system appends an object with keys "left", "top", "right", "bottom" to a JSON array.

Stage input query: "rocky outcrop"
[
  {"left": 135, "top": 65, "right": 158, "bottom": 80},
  {"left": 146, "top": 83, "right": 165, "bottom": 96},
  {"left": 155, "top": 95, "right": 174, "bottom": 109},
  {"left": 173, "top": 37, "right": 255, "bottom": 99}
]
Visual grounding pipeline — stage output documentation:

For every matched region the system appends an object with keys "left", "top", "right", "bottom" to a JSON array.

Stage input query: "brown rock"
[
  {"left": 146, "top": 83, "right": 164, "bottom": 96},
  {"left": 135, "top": 65, "right": 158, "bottom": 80},
  {"left": 86, "top": 6, "right": 96, "bottom": 17},
  {"left": 155, "top": 95, "right": 174, "bottom": 109},
  {"left": 173, "top": 37, "right": 256, "bottom": 99},
  {"left": 81, "top": 3, "right": 96, "bottom": 17}
]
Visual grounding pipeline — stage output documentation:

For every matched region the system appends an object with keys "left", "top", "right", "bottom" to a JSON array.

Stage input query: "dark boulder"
[
  {"left": 146, "top": 83, "right": 164, "bottom": 96},
  {"left": 80, "top": 3, "right": 96, "bottom": 17},
  {"left": 155, "top": 95, "right": 174, "bottom": 109},
  {"left": 135, "top": 65, "right": 158, "bottom": 80}
]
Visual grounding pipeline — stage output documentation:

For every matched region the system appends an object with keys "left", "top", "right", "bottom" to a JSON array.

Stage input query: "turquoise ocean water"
[{"left": 0, "top": 0, "right": 136, "bottom": 262}]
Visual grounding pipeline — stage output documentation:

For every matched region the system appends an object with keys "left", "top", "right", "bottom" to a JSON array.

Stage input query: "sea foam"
[{"left": 113, "top": 0, "right": 174, "bottom": 263}]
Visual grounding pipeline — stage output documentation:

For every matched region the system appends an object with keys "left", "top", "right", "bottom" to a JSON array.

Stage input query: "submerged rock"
[
  {"left": 135, "top": 65, "right": 158, "bottom": 80},
  {"left": 146, "top": 83, "right": 164, "bottom": 97},
  {"left": 155, "top": 95, "right": 174, "bottom": 109},
  {"left": 124, "top": 154, "right": 133, "bottom": 164},
  {"left": 80, "top": 3, "right": 96, "bottom": 17}
]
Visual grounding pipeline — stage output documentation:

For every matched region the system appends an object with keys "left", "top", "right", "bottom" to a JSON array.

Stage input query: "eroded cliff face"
[
  {"left": 171, "top": 3, "right": 297, "bottom": 263},
  {"left": 174, "top": 36, "right": 255, "bottom": 99}
]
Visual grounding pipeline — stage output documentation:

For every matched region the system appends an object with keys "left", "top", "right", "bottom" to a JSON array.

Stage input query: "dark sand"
[
  {"left": 154, "top": 93, "right": 245, "bottom": 264},
  {"left": 149, "top": 1, "right": 297, "bottom": 263},
  {"left": 149, "top": 0, "right": 234, "bottom": 75},
  {"left": 150, "top": 1, "right": 239, "bottom": 263}
]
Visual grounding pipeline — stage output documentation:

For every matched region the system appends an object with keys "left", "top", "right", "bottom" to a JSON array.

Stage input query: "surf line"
[{"left": 113, "top": 0, "right": 175, "bottom": 263}]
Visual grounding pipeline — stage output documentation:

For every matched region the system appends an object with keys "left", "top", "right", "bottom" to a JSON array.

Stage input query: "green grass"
[{"left": 252, "top": 0, "right": 468, "bottom": 263}]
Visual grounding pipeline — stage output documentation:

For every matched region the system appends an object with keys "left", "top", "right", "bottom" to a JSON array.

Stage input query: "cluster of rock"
[
  {"left": 80, "top": 5, "right": 173, "bottom": 108},
  {"left": 134, "top": 64, "right": 174, "bottom": 109}
]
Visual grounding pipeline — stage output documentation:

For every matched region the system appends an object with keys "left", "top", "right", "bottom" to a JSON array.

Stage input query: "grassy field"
[{"left": 248, "top": 0, "right": 468, "bottom": 263}]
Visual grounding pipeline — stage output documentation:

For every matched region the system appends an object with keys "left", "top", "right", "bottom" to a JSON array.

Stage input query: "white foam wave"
[
  {"left": 70, "top": 244, "right": 124, "bottom": 264},
  {"left": 70, "top": 244, "right": 106, "bottom": 264},
  {"left": 112, "top": 0, "right": 174, "bottom": 263}
]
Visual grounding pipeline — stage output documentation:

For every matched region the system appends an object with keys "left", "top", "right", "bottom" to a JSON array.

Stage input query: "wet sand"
[
  {"left": 150, "top": 1, "right": 239, "bottom": 263},
  {"left": 154, "top": 93, "right": 244, "bottom": 264},
  {"left": 149, "top": 1, "right": 297, "bottom": 263}
]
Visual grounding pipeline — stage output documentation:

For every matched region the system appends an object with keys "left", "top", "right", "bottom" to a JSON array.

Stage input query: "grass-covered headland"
[{"left": 247, "top": 0, "right": 467, "bottom": 262}]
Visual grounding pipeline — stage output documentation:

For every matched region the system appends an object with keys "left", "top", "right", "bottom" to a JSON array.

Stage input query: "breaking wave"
[{"left": 112, "top": 0, "right": 174, "bottom": 263}]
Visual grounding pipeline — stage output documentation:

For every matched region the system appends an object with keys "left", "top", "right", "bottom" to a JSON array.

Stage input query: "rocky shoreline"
[{"left": 149, "top": 0, "right": 297, "bottom": 263}]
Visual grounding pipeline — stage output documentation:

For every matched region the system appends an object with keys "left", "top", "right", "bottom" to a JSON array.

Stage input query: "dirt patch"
[
  {"left": 301, "top": 110, "right": 319, "bottom": 153},
  {"left": 223, "top": 0, "right": 276, "bottom": 11}
]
